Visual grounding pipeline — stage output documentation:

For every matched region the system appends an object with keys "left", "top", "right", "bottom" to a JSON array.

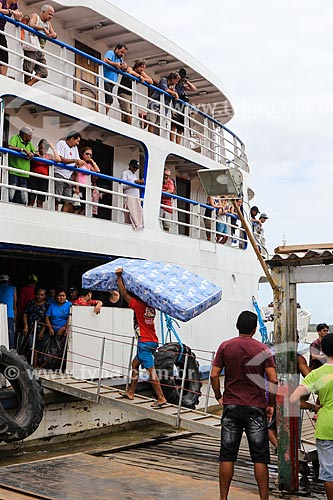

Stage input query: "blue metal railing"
[{"left": 0, "top": 13, "right": 245, "bottom": 149}]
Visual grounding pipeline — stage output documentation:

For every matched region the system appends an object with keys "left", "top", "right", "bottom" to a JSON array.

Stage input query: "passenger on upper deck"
[
  {"left": 121, "top": 159, "right": 144, "bottom": 229},
  {"left": 250, "top": 206, "right": 260, "bottom": 229},
  {"left": 28, "top": 139, "right": 60, "bottom": 208},
  {"left": 160, "top": 168, "right": 175, "bottom": 232},
  {"left": 0, "top": 0, "right": 22, "bottom": 77},
  {"left": 24, "top": 4, "right": 56, "bottom": 86},
  {"left": 204, "top": 195, "right": 221, "bottom": 242},
  {"left": 75, "top": 146, "right": 100, "bottom": 215},
  {"left": 117, "top": 58, "right": 153, "bottom": 125},
  {"left": 55, "top": 132, "right": 85, "bottom": 213},
  {"left": 147, "top": 72, "right": 180, "bottom": 134},
  {"left": 216, "top": 196, "right": 228, "bottom": 245},
  {"left": 8, "top": 126, "right": 36, "bottom": 205},
  {"left": 103, "top": 43, "right": 128, "bottom": 112},
  {"left": 170, "top": 67, "right": 197, "bottom": 144}
]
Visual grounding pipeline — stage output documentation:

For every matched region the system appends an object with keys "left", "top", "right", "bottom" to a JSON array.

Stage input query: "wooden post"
[
  {"left": 272, "top": 267, "right": 299, "bottom": 493},
  {"left": 231, "top": 200, "right": 277, "bottom": 290}
]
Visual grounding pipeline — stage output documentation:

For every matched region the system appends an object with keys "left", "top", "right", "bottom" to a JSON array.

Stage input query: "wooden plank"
[{"left": 275, "top": 243, "right": 333, "bottom": 254}]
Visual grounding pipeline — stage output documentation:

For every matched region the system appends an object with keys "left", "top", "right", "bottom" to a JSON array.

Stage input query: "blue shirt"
[
  {"left": 0, "top": 284, "right": 16, "bottom": 318},
  {"left": 46, "top": 301, "right": 71, "bottom": 331},
  {"left": 103, "top": 50, "right": 122, "bottom": 82}
]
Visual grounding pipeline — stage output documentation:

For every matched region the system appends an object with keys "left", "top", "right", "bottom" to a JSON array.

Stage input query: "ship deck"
[{"left": 0, "top": 418, "right": 325, "bottom": 500}]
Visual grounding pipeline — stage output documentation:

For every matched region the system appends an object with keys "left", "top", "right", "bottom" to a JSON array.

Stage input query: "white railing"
[
  {"left": 0, "top": 15, "right": 249, "bottom": 171},
  {"left": 0, "top": 149, "right": 250, "bottom": 250}
]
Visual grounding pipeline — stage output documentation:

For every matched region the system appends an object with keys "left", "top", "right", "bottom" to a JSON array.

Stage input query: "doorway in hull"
[{"left": 0, "top": 245, "right": 111, "bottom": 294}]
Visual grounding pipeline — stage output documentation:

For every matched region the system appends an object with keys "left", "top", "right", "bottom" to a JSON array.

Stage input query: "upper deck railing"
[
  {"left": 0, "top": 15, "right": 249, "bottom": 172},
  {"left": 0, "top": 147, "right": 260, "bottom": 252}
]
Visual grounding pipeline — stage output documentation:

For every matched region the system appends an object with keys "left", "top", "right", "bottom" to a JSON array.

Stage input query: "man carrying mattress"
[{"left": 115, "top": 268, "right": 167, "bottom": 408}]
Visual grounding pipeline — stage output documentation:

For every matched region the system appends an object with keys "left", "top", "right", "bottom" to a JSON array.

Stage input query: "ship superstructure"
[{"left": 0, "top": 0, "right": 263, "bottom": 356}]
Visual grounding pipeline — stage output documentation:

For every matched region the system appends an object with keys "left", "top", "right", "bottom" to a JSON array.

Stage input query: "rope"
[{"left": 161, "top": 312, "right": 184, "bottom": 361}]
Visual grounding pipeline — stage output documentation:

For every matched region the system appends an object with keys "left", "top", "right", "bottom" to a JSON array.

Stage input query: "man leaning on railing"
[
  {"left": 8, "top": 126, "right": 36, "bottom": 205},
  {"left": 24, "top": 4, "right": 56, "bottom": 86}
]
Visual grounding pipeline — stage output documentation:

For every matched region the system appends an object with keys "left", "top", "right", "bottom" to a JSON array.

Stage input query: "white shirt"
[
  {"left": 55, "top": 140, "right": 80, "bottom": 179},
  {"left": 122, "top": 169, "right": 140, "bottom": 197}
]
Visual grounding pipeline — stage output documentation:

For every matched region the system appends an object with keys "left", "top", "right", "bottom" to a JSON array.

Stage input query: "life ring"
[
  {"left": 154, "top": 342, "right": 202, "bottom": 409},
  {"left": 0, "top": 346, "right": 44, "bottom": 442}
]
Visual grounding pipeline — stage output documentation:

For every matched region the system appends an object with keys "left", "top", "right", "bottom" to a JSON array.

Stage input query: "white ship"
[{"left": 0, "top": 1, "right": 267, "bottom": 441}]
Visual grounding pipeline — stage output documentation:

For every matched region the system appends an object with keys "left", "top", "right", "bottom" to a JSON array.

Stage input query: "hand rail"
[
  {"left": 0, "top": 13, "right": 245, "bottom": 147},
  {"left": 0, "top": 146, "right": 145, "bottom": 192}
]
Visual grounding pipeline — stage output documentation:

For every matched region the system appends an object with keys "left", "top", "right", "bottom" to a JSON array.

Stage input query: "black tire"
[
  {"left": 154, "top": 343, "right": 202, "bottom": 409},
  {"left": 0, "top": 346, "right": 44, "bottom": 442}
]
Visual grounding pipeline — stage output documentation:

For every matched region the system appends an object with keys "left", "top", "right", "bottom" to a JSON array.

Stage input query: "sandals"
[{"left": 151, "top": 401, "right": 168, "bottom": 409}]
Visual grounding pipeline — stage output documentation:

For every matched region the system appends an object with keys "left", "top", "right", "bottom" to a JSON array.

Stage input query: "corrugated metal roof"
[{"left": 267, "top": 249, "right": 333, "bottom": 267}]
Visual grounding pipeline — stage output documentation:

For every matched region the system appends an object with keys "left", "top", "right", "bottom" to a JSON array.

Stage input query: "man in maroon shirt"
[
  {"left": 116, "top": 268, "right": 167, "bottom": 408},
  {"left": 211, "top": 310, "right": 277, "bottom": 500},
  {"left": 309, "top": 323, "right": 329, "bottom": 370}
]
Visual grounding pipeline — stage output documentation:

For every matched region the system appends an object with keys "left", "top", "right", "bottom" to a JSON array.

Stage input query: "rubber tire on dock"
[
  {"left": 0, "top": 346, "right": 44, "bottom": 442},
  {"left": 154, "top": 343, "right": 202, "bottom": 409}
]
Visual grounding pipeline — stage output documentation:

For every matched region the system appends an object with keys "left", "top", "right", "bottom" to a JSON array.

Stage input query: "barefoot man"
[{"left": 115, "top": 268, "right": 167, "bottom": 408}]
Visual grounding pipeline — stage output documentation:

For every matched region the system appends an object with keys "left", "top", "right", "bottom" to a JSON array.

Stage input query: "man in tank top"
[{"left": 24, "top": 4, "right": 56, "bottom": 86}]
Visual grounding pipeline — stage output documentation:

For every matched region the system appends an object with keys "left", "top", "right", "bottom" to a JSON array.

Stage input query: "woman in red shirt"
[{"left": 28, "top": 139, "right": 61, "bottom": 208}]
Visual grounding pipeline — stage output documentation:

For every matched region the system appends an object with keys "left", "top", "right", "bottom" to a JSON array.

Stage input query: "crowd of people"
[
  {"left": 1, "top": 5, "right": 198, "bottom": 143},
  {"left": 203, "top": 196, "right": 269, "bottom": 250},
  {"left": 7, "top": 127, "right": 102, "bottom": 213},
  {"left": 0, "top": 272, "right": 127, "bottom": 367}
]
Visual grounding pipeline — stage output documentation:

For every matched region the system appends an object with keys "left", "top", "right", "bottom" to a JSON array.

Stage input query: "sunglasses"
[{"left": 84, "top": 152, "right": 92, "bottom": 156}]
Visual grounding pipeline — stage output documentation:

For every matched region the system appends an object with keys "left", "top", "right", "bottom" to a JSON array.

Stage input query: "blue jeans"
[
  {"left": 9, "top": 174, "right": 28, "bottom": 205},
  {"left": 220, "top": 405, "right": 270, "bottom": 463}
]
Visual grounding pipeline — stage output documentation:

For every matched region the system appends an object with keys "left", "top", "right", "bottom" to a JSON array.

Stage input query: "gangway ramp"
[{"left": 39, "top": 372, "right": 221, "bottom": 438}]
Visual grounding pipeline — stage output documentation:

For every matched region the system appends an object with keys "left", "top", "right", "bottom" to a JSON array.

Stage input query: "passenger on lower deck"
[
  {"left": 0, "top": 273, "right": 17, "bottom": 349},
  {"left": 22, "top": 287, "right": 48, "bottom": 366},
  {"left": 73, "top": 289, "right": 103, "bottom": 314}
]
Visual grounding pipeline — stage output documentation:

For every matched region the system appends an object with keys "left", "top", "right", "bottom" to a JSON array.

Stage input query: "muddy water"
[{"left": 0, "top": 422, "right": 179, "bottom": 467}]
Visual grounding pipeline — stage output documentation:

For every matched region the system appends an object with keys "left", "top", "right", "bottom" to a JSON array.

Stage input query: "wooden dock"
[{"left": 0, "top": 414, "right": 325, "bottom": 500}]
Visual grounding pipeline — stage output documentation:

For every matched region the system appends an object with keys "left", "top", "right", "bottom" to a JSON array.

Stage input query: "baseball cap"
[
  {"left": 129, "top": 159, "right": 140, "bottom": 169},
  {"left": 20, "top": 126, "right": 33, "bottom": 135},
  {"left": 0, "top": 273, "right": 9, "bottom": 282},
  {"left": 251, "top": 206, "right": 259, "bottom": 213},
  {"left": 259, "top": 213, "right": 269, "bottom": 219}
]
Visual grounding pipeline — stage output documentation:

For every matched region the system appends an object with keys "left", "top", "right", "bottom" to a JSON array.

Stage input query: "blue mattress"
[{"left": 82, "top": 258, "right": 222, "bottom": 322}]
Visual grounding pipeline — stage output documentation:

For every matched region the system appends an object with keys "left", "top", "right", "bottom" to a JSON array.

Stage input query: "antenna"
[{"left": 282, "top": 233, "right": 286, "bottom": 246}]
